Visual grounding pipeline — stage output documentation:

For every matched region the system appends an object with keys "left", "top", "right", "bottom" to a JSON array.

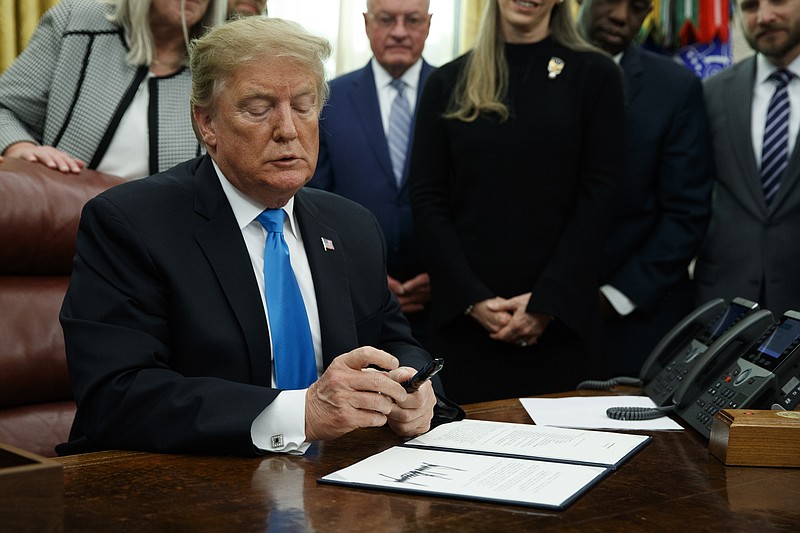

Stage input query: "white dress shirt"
[
  {"left": 214, "top": 160, "right": 323, "bottom": 454},
  {"left": 751, "top": 54, "right": 800, "bottom": 167},
  {"left": 371, "top": 57, "right": 423, "bottom": 136}
]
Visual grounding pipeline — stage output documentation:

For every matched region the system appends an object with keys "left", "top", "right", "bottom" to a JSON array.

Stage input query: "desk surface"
[{"left": 56, "top": 397, "right": 800, "bottom": 532}]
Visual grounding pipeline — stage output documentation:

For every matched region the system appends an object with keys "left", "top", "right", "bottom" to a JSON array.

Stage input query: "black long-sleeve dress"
[{"left": 410, "top": 38, "right": 626, "bottom": 403}]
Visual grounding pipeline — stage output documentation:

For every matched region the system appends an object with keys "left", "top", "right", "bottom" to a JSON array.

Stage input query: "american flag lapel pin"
[{"left": 321, "top": 237, "right": 335, "bottom": 252}]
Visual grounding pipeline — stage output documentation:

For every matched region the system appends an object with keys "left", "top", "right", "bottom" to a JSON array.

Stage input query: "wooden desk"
[{"left": 55, "top": 398, "right": 800, "bottom": 532}]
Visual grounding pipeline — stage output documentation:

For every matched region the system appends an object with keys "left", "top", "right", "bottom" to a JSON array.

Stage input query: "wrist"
[{"left": 3, "top": 141, "right": 35, "bottom": 157}]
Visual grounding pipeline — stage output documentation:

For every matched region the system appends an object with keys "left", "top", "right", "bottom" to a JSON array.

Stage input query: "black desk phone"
[
  {"left": 578, "top": 298, "right": 761, "bottom": 404},
  {"left": 583, "top": 297, "right": 800, "bottom": 433},
  {"left": 673, "top": 310, "right": 800, "bottom": 437},
  {"left": 640, "top": 297, "right": 761, "bottom": 406}
]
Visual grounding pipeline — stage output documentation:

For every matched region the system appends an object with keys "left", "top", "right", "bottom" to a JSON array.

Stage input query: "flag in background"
[{"left": 638, "top": 0, "right": 732, "bottom": 79}]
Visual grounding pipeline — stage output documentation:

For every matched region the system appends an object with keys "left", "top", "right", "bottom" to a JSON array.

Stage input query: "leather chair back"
[{"left": 0, "top": 159, "right": 124, "bottom": 456}]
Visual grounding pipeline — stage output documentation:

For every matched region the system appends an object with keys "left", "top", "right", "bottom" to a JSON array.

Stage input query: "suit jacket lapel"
[
  {"left": 294, "top": 189, "right": 357, "bottom": 366},
  {"left": 621, "top": 45, "right": 643, "bottom": 107},
  {"left": 347, "top": 64, "right": 395, "bottom": 181},
  {"left": 772, "top": 118, "right": 800, "bottom": 212},
  {"left": 727, "top": 58, "right": 766, "bottom": 212},
  {"left": 192, "top": 156, "right": 272, "bottom": 386}
]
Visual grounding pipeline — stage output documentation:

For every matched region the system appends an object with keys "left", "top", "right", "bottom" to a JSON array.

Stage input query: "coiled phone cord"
[
  {"left": 575, "top": 376, "right": 643, "bottom": 391},
  {"left": 605, "top": 405, "right": 674, "bottom": 421},
  {"left": 575, "top": 377, "right": 673, "bottom": 420}
]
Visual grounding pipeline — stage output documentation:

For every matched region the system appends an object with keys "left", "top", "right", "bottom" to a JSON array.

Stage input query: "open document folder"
[{"left": 318, "top": 420, "right": 650, "bottom": 510}]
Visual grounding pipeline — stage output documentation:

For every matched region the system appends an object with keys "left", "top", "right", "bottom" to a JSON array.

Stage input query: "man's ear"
[{"left": 193, "top": 106, "right": 217, "bottom": 150}]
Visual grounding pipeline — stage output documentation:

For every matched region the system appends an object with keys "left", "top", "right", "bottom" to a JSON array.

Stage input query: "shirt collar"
[
  {"left": 371, "top": 56, "right": 423, "bottom": 91},
  {"left": 211, "top": 159, "right": 298, "bottom": 238},
  {"left": 756, "top": 53, "right": 800, "bottom": 86}
]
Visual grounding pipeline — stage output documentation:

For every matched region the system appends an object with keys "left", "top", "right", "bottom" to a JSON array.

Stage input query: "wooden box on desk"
[
  {"left": 709, "top": 409, "right": 800, "bottom": 467},
  {"left": 0, "top": 443, "right": 63, "bottom": 531}
]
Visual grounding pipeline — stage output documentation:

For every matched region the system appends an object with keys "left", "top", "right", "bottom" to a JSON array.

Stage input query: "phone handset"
[
  {"left": 638, "top": 297, "right": 727, "bottom": 383},
  {"left": 579, "top": 298, "right": 730, "bottom": 393},
  {"left": 606, "top": 307, "right": 773, "bottom": 422},
  {"left": 672, "top": 309, "right": 775, "bottom": 410}
]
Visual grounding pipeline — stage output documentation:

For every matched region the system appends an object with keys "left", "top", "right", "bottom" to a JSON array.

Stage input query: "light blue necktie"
[
  {"left": 387, "top": 78, "right": 411, "bottom": 187},
  {"left": 257, "top": 209, "right": 316, "bottom": 389},
  {"left": 761, "top": 69, "right": 794, "bottom": 205}
]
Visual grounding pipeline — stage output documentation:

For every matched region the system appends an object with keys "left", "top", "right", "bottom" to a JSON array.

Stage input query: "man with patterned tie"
[
  {"left": 58, "top": 17, "right": 457, "bottom": 457},
  {"left": 695, "top": 0, "right": 800, "bottom": 316},
  {"left": 308, "top": 0, "right": 434, "bottom": 345}
]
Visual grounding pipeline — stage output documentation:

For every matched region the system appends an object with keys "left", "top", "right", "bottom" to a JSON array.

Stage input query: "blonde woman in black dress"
[{"left": 409, "top": 0, "right": 625, "bottom": 404}]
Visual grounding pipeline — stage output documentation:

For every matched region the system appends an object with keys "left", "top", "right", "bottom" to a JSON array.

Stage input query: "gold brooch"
[{"left": 548, "top": 57, "right": 565, "bottom": 79}]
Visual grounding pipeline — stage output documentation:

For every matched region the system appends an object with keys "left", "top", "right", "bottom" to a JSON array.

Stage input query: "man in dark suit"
[
  {"left": 577, "top": 0, "right": 714, "bottom": 376},
  {"left": 58, "top": 17, "right": 443, "bottom": 457},
  {"left": 695, "top": 0, "right": 800, "bottom": 317},
  {"left": 307, "top": 0, "right": 433, "bottom": 342}
]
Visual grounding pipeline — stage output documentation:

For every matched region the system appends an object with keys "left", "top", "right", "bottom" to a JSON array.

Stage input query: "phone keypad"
[
  {"left": 780, "top": 385, "right": 800, "bottom": 409},
  {"left": 692, "top": 376, "right": 744, "bottom": 434},
  {"left": 649, "top": 361, "right": 690, "bottom": 402}
]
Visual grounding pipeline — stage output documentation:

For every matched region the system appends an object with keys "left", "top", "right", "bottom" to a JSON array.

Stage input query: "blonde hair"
[
  {"left": 104, "top": 0, "right": 227, "bottom": 66},
  {"left": 447, "top": 0, "right": 595, "bottom": 122},
  {"left": 190, "top": 17, "right": 332, "bottom": 114}
]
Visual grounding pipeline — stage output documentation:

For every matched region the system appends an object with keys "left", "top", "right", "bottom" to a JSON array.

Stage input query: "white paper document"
[
  {"left": 318, "top": 446, "right": 608, "bottom": 510},
  {"left": 520, "top": 396, "right": 684, "bottom": 431},
  {"left": 405, "top": 419, "right": 650, "bottom": 468}
]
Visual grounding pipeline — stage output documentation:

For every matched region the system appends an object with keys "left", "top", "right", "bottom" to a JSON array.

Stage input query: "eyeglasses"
[{"left": 366, "top": 12, "right": 430, "bottom": 30}]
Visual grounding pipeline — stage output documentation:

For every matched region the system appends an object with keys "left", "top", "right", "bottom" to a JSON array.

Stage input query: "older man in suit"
[
  {"left": 695, "top": 0, "right": 800, "bottom": 316},
  {"left": 577, "top": 0, "right": 714, "bottom": 376},
  {"left": 57, "top": 17, "right": 447, "bottom": 457},
  {"left": 307, "top": 0, "right": 433, "bottom": 343}
]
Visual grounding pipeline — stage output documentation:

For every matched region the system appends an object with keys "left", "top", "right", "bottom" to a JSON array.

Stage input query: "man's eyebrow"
[
  {"left": 289, "top": 86, "right": 318, "bottom": 100},
  {"left": 239, "top": 90, "right": 274, "bottom": 102},
  {"left": 237, "top": 86, "right": 317, "bottom": 103}
]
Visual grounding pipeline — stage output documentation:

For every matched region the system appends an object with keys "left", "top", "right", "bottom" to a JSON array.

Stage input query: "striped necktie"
[
  {"left": 761, "top": 69, "right": 794, "bottom": 205},
  {"left": 256, "top": 209, "right": 316, "bottom": 389},
  {"left": 387, "top": 78, "right": 411, "bottom": 187}
]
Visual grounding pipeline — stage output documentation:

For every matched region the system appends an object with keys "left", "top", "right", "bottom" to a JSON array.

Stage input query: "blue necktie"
[
  {"left": 257, "top": 209, "right": 316, "bottom": 389},
  {"left": 387, "top": 78, "right": 411, "bottom": 187},
  {"left": 761, "top": 69, "right": 794, "bottom": 205}
]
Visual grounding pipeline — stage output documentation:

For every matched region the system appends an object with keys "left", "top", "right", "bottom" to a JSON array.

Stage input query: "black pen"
[{"left": 401, "top": 358, "right": 444, "bottom": 392}]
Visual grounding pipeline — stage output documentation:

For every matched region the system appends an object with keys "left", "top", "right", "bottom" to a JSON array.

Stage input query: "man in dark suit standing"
[
  {"left": 58, "top": 17, "right": 442, "bottom": 457},
  {"left": 695, "top": 0, "right": 800, "bottom": 317},
  {"left": 307, "top": 0, "right": 433, "bottom": 343},
  {"left": 577, "top": 0, "right": 714, "bottom": 376}
]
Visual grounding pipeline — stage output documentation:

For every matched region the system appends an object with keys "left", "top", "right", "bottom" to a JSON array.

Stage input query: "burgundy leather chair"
[{"left": 0, "top": 158, "right": 124, "bottom": 457}]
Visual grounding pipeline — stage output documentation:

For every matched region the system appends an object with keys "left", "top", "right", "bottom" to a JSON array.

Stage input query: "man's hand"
[
  {"left": 387, "top": 273, "right": 431, "bottom": 313},
  {"left": 305, "top": 347, "right": 410, "bottom": 441},
  {"left": 386, "top": 366, "right": 436, "bottom": 437},
  {"left": 4, "top": 141, "right": 85, "bottom": 174}
]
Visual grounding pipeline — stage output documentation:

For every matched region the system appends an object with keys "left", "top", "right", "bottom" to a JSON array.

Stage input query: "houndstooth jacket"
[{"left": 0, "top": 0, "right": 201, "bottom": 176}]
